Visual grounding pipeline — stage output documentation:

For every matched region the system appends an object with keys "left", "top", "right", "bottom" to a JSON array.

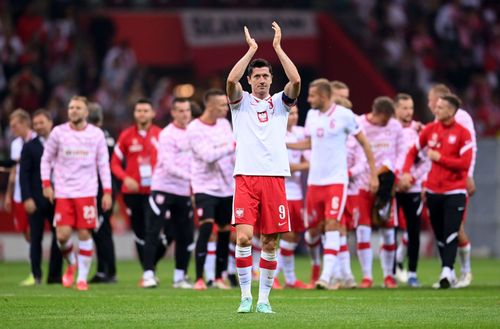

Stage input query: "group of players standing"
[{"left": 3, "top": 23, "right": 476, "bottom": 313}]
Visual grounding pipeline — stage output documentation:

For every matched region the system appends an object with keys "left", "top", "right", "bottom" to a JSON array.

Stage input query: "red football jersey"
[
  {"left": 111, "top": 125, "right": 162, "bottom": 194},
  {"left": 403, "top": 120, "right": 473, "bottom": 194}
]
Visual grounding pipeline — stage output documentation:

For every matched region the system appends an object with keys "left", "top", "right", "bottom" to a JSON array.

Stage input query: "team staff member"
[
  {"left": 111, "top": 98, "right": 165, "bottom": 272},
  {"left": 88, "top": 103, "right": 117, "bottom": 283},
  {"left": 4, "top": 109, "right": 36, "bottom": 285},
  {"left": 20, "top": 109, "right": 62, "bottom": 285},
  {"left": 401, "top": 94, "right": 473, "bottom": 289}
]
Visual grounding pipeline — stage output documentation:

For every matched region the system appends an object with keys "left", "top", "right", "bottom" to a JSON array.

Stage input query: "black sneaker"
[
  {"left": 89, "top": 273, "right": 108, "bottom": 283},
  {"left": 206, "top": 280, "right": 214, "bottom": 288},
  {"left": 47, "top": 277, "right": 62, "bottom": 284}
]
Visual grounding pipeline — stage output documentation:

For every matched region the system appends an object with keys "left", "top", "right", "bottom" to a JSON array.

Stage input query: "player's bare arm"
[
  {"left": 290, "top": 156, "right": 309, "bottom": 173},
  {"left": 286, "top": 137, "right": 311, "bottom": 150},
  {"left": 355, "top": 131, "right": 379, "bottom": 193},
  {"left": 227, "top": 26, "right": 258, "bottom": 103},
  {"left": 3, "top": 166, "right": 16, "bottom": 212},
  {"left": 272, "top": 21, "right": 301, "bottom": 100}
]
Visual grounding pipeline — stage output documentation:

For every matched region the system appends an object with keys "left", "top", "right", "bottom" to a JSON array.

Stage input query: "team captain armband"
[{"left": 282, "top": 92, "right": 297, "bottom": 107}]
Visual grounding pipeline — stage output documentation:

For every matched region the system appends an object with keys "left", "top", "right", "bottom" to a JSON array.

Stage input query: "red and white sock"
[
  {"left": 396, "top": 232, "right": 408, "bottom": 264},
  {"left": 227, "top": 242, "right": 236, "bottom": 275},
  {"left": 380, "top": 228, "right": 396, "bottom": 278},
  {"left": 356, "top": 225, "right": 373, "bottom": 280},
  {"left": 319, "top": 231, "right": 339, "bottom": 283},
  {"left": 339, "top": 235, "right": 353, "bottom": 279},
  {"left": 204, "top": 241, "right": 216, "bottom": 282},
  {"left": 278, "top": 240, "right": 297, "bottom": 284},
  {"left": 77, "top": 239, "right": 93, "bottom": 282},
  {"left": 252, "top": 236, "right": 261, "bottom": 274},
  {"left": 58, "top": 239, "right": 76, "bottom": 265},
  {"left": 235, "top": 245, "right": 252, "bottom": 299},
  {"left": 458, "top": 241, "right": 471, "bottom": 274},
  {"left": 258, "top": 250, "right": 277, "bottom": 304},
  {"left": 305, "top": 231, "right": 321, "bottom": 265}
]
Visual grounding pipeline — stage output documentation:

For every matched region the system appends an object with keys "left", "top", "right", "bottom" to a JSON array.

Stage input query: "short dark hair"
[
  {"left": 372, "top": 96, "right": 395, "bottom": 116},
  {"left": 32, "top": 109, "right": 52, "bottom": 121},
  {"left": 203, "top": 88, "right": 226, "bottom": 105},
  {"left": 394, "top": 93, "right": 412, "bottom": 104},
  {"left": 247, "top": 58, "right": 273, "bottom": 77},
  {"left": 172, "top": 97, "right": 190, "bottom": 109},
  {"left": 190, "top": 101, "right": 203, "bottom": 119},
  {"left": 87, "top": 102, "right": 104, "bottom": 125},
  {"left": 440, "top": 94, "right": 461, "bottom": 112},
  {"left": 134, "top": 98, "right": 153, "bottom": 109}
]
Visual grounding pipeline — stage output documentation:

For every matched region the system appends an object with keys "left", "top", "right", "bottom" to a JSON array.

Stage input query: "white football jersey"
[
  {"left": 305, "top": 104, "right": 360, "bottom": 185},
  {"left": 285, "top": 125, "right": 306, "bottom": 200},
  {"left": 231, "top": 91, "right": 291, "bottom": 177}
]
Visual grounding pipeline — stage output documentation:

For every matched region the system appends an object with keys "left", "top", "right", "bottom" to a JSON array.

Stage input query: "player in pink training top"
[
  {"left": 288, "top": 79, "right": 378, "bottom": 290},
  {"left": 41, "top": 96, "right": 112, "bottom": 291},
  {"left": 227, "top": 22, "right": 300, "bottom": 314},
  {"left": 427, "top": 84, "right": 477, "bottom": 288},
  {"left": 393, "top": 93, "right": 430, "bottom": 288},
  {"left": 356, "top": 97, "right": 406, "bottom": 289},
  {"left": 141, "top": 97, "right": 194, "bottom": 289},
  {"left": 188, "top": 89, "right": 235, "bottom": 291}
]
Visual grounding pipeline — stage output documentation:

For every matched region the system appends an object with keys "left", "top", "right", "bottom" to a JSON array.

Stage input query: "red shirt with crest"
[
  {"left": 111, "top": 125, "right": 162, "bottom": 194},
  {"left": 403, "top": 120, "right": 473, "bottom": 194}
]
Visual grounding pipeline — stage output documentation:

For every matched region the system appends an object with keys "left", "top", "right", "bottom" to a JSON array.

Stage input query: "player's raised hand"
[
  {"left": 272, "top": 21, "right": 281, "bottom": 49},
  {"left": 244, "top": 26, "right": 258, "bottom": 51}
]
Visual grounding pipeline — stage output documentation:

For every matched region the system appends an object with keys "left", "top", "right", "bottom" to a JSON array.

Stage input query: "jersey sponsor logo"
[
  {"left": 257, "top": 111, "right": 269, "bottom": 123},
  {"left": 329, "top": 119, "right": 336, "bottom": 129},
  {"left": 197, "top": 208, "right": 204, "bottom": 217},
  {"left": 278, "top": 221, "right": 287, "bottom": 226},
  {"left": 448, "top": 135, "right": 457, "bottom": 144},
  {"left": 235, "top": 208, "right": 244, "bottom": 218},
  {"left": 63, "top": 148, "right": 90, "bottom": 158}
]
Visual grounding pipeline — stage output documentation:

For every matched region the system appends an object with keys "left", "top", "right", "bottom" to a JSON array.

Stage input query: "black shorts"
[{"left": 194, "top": 193, "right": 232, "bottom": 227}]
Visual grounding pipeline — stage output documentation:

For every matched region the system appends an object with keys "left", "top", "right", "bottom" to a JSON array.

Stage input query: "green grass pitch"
[{"left": 1, "top": 257, "right": 499, "bottom": 328}]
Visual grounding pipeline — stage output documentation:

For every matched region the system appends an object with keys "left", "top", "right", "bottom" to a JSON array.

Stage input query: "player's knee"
[
  {"left": 56, "top": 227, "right": 71, "bottom": 242},
  {"left": 77, "top": 229, "right": 92, "bottom": 241},
  {"left": 261, "top": 234, "right": 278, "bottom": 252},
  {"left": 325, "top": 219, "right": 340, "bottom": 231}
]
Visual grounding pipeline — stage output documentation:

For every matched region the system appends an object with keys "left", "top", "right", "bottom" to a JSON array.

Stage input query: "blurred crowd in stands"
[
  {"left": 1, "top": 0, "right": 499, "bottom": 160},
  {"left": 333, "top": 0, "right": 500, "bottom": 135}
]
